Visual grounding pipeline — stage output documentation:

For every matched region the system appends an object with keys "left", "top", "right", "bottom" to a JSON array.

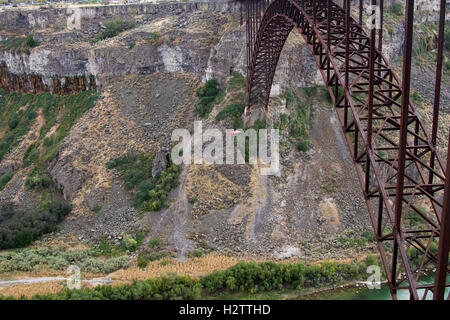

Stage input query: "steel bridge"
[{"left": 241, "top": 0, "right": 450, "bottom": 300}]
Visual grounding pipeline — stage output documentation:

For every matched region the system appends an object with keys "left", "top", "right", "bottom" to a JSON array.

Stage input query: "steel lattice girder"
[{"left": 245, "top": 0, "right": 450, "bottom": 300}]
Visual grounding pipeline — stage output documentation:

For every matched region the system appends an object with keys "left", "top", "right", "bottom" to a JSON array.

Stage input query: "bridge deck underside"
[{"left": 247, "top": 0, "right": 449, "bottom": 299}]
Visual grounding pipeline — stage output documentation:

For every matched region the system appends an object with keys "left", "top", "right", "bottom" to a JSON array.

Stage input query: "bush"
[
  {"left": 29, "top": 273, "right": 202, "bottom": 300},
  {"left": 8, "top": 114, "right": 19, "bottom": 129},
  {"left": 0, "top": 172, "right": 13, "bottom": 190},
  {"left": 0, "top": 198, "right": 71, "bottom": 250},
  {"left": 81, "top": 256, "right": 130, "bottom": 274},
  {"left": 392, "top": 2, "right": 404, "bottom": 16},
  {"left": 215, "top": 103, "right": 244, "bottom": 121},
  {"left": 195, "top": 79, "right": 220, "bottom": 118},
  {"left": 279, "top": 89, "right": 315, "bottom": 151},
  {"left": 444, "top": 21, "right": 450, "bottom": 52},
  {"left": 364, "top": 255, "right": 378, "bottom": 267},
  {"left": 145, "top": 33, "right": 161, "bottom": 47},
  {"left": 25, "top": 35, "right": 37, "bottom": 48},
  {"left": 137, "top": 252, "right": 150, "bottom": 268},
  {"left": 0, "top": 35, "right": 39, "bottom": 52},
  {"left": 96, "top": 18, "right": 136, "bottom": 40},
  {"left": 227, "top": 72, "right": 246, "bottom": 91},
  {"left": 296, "top": 140, "right": 309, "bottom": 152},
  {"left": 123, "top": 235, "right": 138, "bottom": 252},
  {"left": 148, "top": 238, "right": 161, "bottom": 249},
  {"left": 194, "top": 249, "right": 204, "bottom": 258},
  {"left": 106, "top": 153, "right": 179, "bottom": 211},
  {"left": 25, "top": 173, "right": 51, "bottom": 190}
]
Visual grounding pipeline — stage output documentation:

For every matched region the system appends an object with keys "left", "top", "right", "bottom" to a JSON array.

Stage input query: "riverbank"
[{"left": 0, "top": 257, "right": 377, "bottom": 299}]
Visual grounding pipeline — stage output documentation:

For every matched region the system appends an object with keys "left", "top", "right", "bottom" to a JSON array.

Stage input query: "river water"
[{"left": 304, "top": 274, "right": 450, "bottom": 300}]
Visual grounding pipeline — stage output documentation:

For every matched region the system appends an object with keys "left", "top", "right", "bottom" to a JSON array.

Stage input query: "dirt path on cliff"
[{"left": 141, "top": 165, "right": 194, "bottom": 260}]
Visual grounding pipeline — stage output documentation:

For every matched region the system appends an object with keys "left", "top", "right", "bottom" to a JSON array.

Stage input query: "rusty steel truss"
[{"left": 243, "top": 0, "right": 450, "bottom": 300}]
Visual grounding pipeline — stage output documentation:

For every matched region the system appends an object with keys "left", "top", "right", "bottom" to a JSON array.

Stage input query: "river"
[{"left": 303, "top": 274, "right": 450, "bottom": 300}]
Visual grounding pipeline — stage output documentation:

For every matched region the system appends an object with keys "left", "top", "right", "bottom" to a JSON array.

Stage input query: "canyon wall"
[{"left": 0, "top": 0, "right": 446, "bottom": 95}]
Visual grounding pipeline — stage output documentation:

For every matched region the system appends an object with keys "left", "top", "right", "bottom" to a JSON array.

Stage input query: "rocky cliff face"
[
  {"left": 0, "top": 1, "right": 240, "bottom": 93},
  {"left": 1, "top": 0, "right": 445, "bottom": 95}
]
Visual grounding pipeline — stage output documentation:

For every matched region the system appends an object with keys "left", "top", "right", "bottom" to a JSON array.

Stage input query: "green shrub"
[
  {"left": 445, "top": 22, "right": 450, "bottom": 51},
  {"left": 137, "top": 252, "right": 150, "bottom": 268},
  {"left": 96, "top": 18, "right": 136, "bottom": 40},
  {"left": 145, "top": 33, "right": 161, "bottom": 47},
  {"left": 123, "top": 235, "right": 138, "bottom": 252},
  {"left": 24, "top": 174, "right": 51, "bottom": 190},
  {"left": 8, "top": 114, "right": 19, "bottom": 129},
  {"left": 227, "top": 72, "right": 246, "bottom": 91},
  {"left": 215, "top": 102, "right": 245, "bottom": 121},
  {"left": 0, "top": 199, "right": 71, "bottom": 249},
  {"left": 296, "top": 140, "right": 309, "bottom": 152},
  {"left": 338, "top": 236, "right": 367, "bottom": 250},
  {"left": 188, "top": 197, "right": 197, "bottom": 204},
  {"left": 0, "top": 172, "right": 13, "bottom": 190},
  {"left": 81, "top": 256, "right": 130, "bottom": 274},
  {"left": 194, "top": 249, "right": 204, "bottom": 257},
  {"left": 25, "top": 35, "right": 37, "bottom": 48},
  {"left": 362, "top": 231, "right": 376, "bottom": 242},
  {"left": 195, "top": 79, "right": 220, "bottom": 118},
  {"left": 392, "top": 2, "right": 404, "bottom": 16},
  {"left": 0, "top": 35, "right": 39, "bottom": 52},
  {"left": 106, "top": 153, "right": 179, "bottom": 211},
  {"left": 148, "top": 238, "right": 161, "bottom": 249},
  {"left": 278, "top": 89, "right": 315, "bottom": 151},
  {"left": 364, "top": 255, "right": 378, "bottom": 267}
]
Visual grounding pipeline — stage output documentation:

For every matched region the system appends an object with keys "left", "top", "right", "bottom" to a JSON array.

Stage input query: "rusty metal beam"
[
  {"left": 434, "top": 130, "right": 450, "bottom": 300},
  {"left": 245, "top": 0, "right": 450, "bottom": 300}
]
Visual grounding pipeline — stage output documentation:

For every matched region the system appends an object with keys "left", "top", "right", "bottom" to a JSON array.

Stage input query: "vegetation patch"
[
  {"left": 0, "top": 91, "right": 38, "bottom": 162},
  {"left": 0, "top": 90, "right": 98, "bottom": 167},
  {"left": 137, "top": 238, "right": 176, "bottom": 268},
  {"left": 215, "top": 102, "right": 245, "bottom": 129},
  {"left": 96, "top": 18, "right": 136, "bottom": 40},
  {"left": 0, "top": 199, "right": 71, "bottom": 250},
  {"left": 0, "top": 172, "right": 13, "bottom": 191},
  {"left": 214, "top": 72, "right": 247, "bottom": 128},
  {"left": 0, "top": 35, "right": 39, "bottom": 53},
  {"left": 0, "top": 246, "right": 129, "bottom": 274},
  {"left": 0, "top": 90, "right": 98, "bottom": 248},
  {"left": 275, "top": 87, "right": 317, "bottom": 152},
  {"left": 391, "top": 2, "right": 404, "bottom": 16},
  {"left": 145, "top": 33, "right": 163, "bottom": 48},
  {"left": 93, "top": 230, "right": 147, "bottom": 257},
  {"left": 106, "top": 153, "right": 180, "bottom": 212},
  {"left": 195, "top": 78, "right": 221, "bottom": 118}
]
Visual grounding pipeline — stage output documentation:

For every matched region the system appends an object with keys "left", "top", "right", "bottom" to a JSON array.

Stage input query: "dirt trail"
[
  {"left": 141, "top": 165, "right": 194, "bottom": 260},
  {"left": 0, "top": 276, "right": 113, "bottom": 286}
]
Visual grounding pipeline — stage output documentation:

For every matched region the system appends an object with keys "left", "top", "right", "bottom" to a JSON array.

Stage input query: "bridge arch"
[
  {"left": 248, "top": 0, "right": 356, "bottom": 113},
  {"left": 245, "top": 0, "right": 449, "bottom": 300}
]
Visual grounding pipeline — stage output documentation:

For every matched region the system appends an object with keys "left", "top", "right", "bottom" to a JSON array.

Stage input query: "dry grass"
[
  {"left": 320, "top": 199, "right": 340, "bottom": 227},
  {"left": 0, "top": 281, "right": 66, "bottom": 298},
  {"left": 111, "top": 253, "right": 258, "bottom": 283},
  {"left": 185, "top": 164, "right": 247, "bottom": 216}
]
